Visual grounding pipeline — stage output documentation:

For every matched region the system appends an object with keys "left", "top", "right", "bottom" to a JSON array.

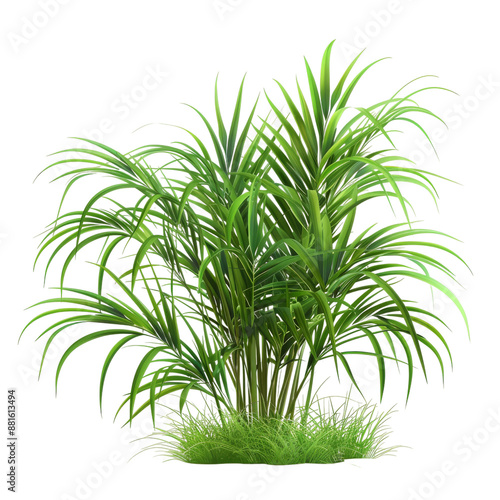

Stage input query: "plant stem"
[{"left": 249, "top": 334, "right": 258, "bottom": 418}]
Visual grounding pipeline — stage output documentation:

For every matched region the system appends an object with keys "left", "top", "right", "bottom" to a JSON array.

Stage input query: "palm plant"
[{"left": 24, "top": 42, "right": 468, "bottom": 461}]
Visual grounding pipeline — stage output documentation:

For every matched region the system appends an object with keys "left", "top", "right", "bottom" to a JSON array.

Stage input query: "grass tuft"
[{"left": 144, "top": 399, "right": 398, "bottom": 465}]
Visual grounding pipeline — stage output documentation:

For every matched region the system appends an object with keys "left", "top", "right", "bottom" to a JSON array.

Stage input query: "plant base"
[{"left": 144, "top": 400, "right": 397, "bottom": 465}]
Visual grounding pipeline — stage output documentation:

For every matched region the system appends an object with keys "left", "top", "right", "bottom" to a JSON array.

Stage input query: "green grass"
[{"left": 144, "top": 399, "right": 396, "bottom": 464}]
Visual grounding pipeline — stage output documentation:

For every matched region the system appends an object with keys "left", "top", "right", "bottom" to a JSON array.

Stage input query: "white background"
[{"left": 1, "top": 1, "right": 499, "bottom": 499}]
